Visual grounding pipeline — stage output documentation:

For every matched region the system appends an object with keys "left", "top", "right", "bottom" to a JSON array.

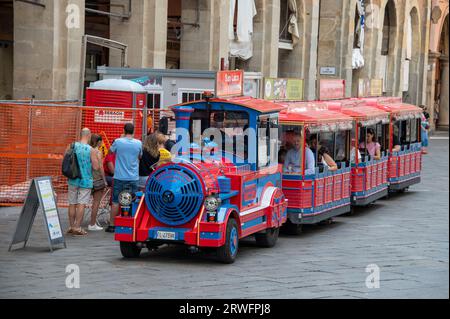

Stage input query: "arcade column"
[
  {"left": 438, "top": 59, "right": 449, "bottom": 130},
  {"left": 13, "top": 0, "right": 85, "bottom": 100},
  {"left": 109, "top": 0, "right": 168, "bottom": 69}
]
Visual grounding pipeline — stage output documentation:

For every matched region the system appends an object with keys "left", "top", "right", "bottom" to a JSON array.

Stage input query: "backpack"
[{"left": 62, "top": 143, "right": 81, "bottom": 179}]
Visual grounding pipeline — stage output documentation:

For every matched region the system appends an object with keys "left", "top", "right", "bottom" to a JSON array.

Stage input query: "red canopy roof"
[
  {"left": 374, "top": 102, "right": 423, "bottom": 115},
  {"left": 171, "top": 96, "right": 286, "bottom": 114},
  {"left": 213, "top": 96, "right": 286, "bottom": 113},
  {"left": 355, "top": 97, "right": 403, "bottom": 106},
  {"left": 279, "top": 102, "right": 353, "bottom": 125}
]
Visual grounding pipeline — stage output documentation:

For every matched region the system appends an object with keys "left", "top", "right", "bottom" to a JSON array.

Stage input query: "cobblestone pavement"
[{"left": 0, "top": 138, "right": 448, "bottom": 299}]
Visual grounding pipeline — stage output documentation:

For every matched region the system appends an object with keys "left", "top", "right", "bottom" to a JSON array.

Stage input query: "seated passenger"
[
  {"left": 319, "top": 146, "right": 338, "bottom": 171},
  {"left": 359, "top": 128, "right": 381, "bottom": 160},
  {"left": 309, "top": 135, "right": 318, "bottom": 157},
  {"left": 392, "top": 123, "right": 402, "bottom": 152},
  {"left": 278, "top": 148, "right": 287, "bottom": 164},
  {"left": 283, "top": 134, "right": 315, "bottom": 175},
  {"left": 350, "top": 145, "right": 362, "bottom": 163}
]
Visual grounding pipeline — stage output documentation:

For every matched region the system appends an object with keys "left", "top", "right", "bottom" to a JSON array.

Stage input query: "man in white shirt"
[{"left": 283, "top": 134, "right": 316, "bottom": 175}]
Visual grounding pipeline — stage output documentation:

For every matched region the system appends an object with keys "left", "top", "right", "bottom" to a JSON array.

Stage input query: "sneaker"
[
  {"left": 105, "top": 225, "right": 116, "bottom": 233},
  {"left": 88, "top": 224, "right": 104, "bottom": 231}
]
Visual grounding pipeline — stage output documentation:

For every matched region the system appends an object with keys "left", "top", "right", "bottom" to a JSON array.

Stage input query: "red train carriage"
[
  {"left": 278, "top": 102, "right": 353, "bottom": 234},
  {"left": 114, "top": 95, "right": 287, "bottom": 263},
  {"left": 327, "top": 101, "right": 391, "bottom": 206},
  {"left": 374, "top": 102, "right": 423, "bottom": 192}
]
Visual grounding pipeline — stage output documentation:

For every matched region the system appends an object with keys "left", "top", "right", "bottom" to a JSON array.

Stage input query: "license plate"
[{"left": 156, "top": 231, "right": 176, "bottom": 240}]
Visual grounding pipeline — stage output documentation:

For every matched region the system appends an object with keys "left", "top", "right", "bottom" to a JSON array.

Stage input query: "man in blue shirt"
[
  {"left": 283, "top": 134, "right": 315, "bottom": 175},
  {"left": 106, "top": 123, "right": 143, "bottom": 233}
]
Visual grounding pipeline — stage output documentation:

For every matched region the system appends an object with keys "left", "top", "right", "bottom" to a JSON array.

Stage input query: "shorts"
[
  {"left": 112, "top": 179, "right": 138, "bottom": 204},
  {"left": 68, "top": 185, "right": 91, "bottom": 205}
]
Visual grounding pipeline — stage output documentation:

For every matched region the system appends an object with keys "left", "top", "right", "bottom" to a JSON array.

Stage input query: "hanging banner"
[
  {"left": 216, "top": 70, "right": 244, "bottom": 97},
  {"left": 319, "top": 79, "right": 346, "bottom": 100},
  {"left": 264, "top": 78, "right": 304, "bottom": 101}
]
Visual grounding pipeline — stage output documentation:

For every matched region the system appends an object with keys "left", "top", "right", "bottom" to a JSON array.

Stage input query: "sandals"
[
  {"left": 66, "top": 228, "right": 73, "bottom": 235},
  {"left": 72, "top": 228, "right": 88, "bottom": 236}
]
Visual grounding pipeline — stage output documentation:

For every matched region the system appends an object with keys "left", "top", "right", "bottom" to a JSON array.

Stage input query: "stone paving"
[{"left": 0, "top": 138, "right": 448, "bottom": 299}]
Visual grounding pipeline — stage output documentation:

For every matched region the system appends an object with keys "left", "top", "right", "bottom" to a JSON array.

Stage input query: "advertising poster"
[
  {"left": 216, "top": 70, "right": 244, "bottom": 97},
  {"left": 319, "top": 79, "right": 346, "bottom": 100},
  {"left": 264, "top": 78, "right": 304, "bottom": 101}
]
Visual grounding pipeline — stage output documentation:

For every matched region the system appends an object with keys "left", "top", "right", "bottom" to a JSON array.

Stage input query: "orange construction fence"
[{"left": 0, "top": 103, "right": 145, "bottom": 207}]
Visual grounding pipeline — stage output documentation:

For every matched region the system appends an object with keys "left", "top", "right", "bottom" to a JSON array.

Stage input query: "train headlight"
[
  {"left": 119, "top": 191, "right": 133, "bottom": 207},
  {"left": 204, "top": 195, "right": 221, "bottom": 212}
]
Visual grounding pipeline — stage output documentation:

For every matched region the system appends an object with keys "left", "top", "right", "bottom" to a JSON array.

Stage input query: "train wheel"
[
  {"left": 281, "top": 220, "right": 303, "bottom": 235},
  {"left": 255, "top": 227, "right": 280, "bottom": 248},
  {"left": 120, "top": 242, "right": 142, "bottom": 258},
  {"left": 217, "top": 218, "right": 239, "bottom": 264}
]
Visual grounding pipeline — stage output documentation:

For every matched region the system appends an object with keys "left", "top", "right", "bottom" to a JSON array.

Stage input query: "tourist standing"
[
  {"left": 67, "top": 128, "right": 99, "bottom": 236},
  {"left": 106, "top": 123, "right": 142, "bottom": 233},
  {"left": 89, "top": 134, "right": 107, "bottom": 231}
]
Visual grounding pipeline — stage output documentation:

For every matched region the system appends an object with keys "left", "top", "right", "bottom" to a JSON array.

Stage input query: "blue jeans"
[
  {"left": 138, "top": 176, "right": 149, "bottom": 191},
  {"left": 112, "top": 179, "right": 138, "bottom": 204}
]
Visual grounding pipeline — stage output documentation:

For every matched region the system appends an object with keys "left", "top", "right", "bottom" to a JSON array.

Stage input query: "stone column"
[
  {"left": 247, "top": 0, "right": 280, "bottom": 78},
  {"left": 303, "top": 0, "right": 320, "bottom": 101},
  {"left": 426, "top": 53, "right": 439, "bottom": 131},
  {"left": 110, "top": 0, "right": 167, "bottom": 68},
  {"left": 317, "top": 0, "right": 351, "bottom": 96},
  {"left": 438, "top": 59, "right": 449, "bottom": 129},
  {"left": 13, "top": 0, "right": 85, "bottom": 100},
  {"left": 180, "top": 0, "right": 230, "bottom": 70}
]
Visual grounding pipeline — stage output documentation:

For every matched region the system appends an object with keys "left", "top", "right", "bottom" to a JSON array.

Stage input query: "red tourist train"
[
  {"left": 115, "top": 95, "right": 288, "bottom": 263},
  {"left": 110, "top": 74, "right": 425, "bottom": 263}
]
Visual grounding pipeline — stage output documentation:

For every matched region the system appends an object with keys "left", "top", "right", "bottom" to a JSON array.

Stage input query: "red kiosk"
[{"left": 85, "top": 79, "right": 147, "bottom": 145}]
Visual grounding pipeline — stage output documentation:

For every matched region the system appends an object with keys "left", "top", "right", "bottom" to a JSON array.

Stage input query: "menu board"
[{"left": 9, "top": 177, "right": 66, "bottom": 252}]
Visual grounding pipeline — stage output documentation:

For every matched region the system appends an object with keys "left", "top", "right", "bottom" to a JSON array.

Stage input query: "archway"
[
  {"left": 403, "top": 7, "right": 421, "bottom": 105},
  {"left": 436, "top": 14, "right": 449, "bottom": 129},
  {"left": 380, "top": 0, "right": 397, "bottom": 96}
]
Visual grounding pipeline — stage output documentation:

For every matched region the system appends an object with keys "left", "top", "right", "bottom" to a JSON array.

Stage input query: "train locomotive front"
[{"left": 114, "top": 96, "right": 288, "bottom": 263}]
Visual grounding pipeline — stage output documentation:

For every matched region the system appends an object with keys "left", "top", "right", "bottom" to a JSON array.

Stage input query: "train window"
[
  {"left": 335, "top": 130, "right": 349, "bottom": 162},
  {"left": 409, "top": 119, "right": 419, "bottom": 144},
  {"left": 279, "top": 124, "right": 303, "bottom": 174},
  {"left": 319, "top": 132, "right": 335, "bottom": 159},
  {"left": 258, "top": 115, "right": 279, "bottom": 169},
  {"left": 190, "top": 110, "right": 249, "bottom": 160}
]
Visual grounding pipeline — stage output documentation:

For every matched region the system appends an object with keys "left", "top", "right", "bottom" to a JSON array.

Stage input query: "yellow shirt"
[{"left": 159, "top": 148, "right": 172, "bottom": 164}]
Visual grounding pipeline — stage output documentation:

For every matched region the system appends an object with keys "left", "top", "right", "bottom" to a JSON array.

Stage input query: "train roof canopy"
[
  {"left": 279, "top": 102, "right": 354, "bottom": 126},
  {"left": 171, "top": 96, "right": 287, "bottom": 114}
]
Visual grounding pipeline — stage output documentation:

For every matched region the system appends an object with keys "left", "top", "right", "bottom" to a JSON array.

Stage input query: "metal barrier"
[{"left": 0, "top": 103, "right": 145, "bottom": 207}]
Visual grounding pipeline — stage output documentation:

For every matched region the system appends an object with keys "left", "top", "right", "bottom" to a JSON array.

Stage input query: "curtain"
[
  {"left": 288, "top": 0, "right": 300, "bottom": 46},
  {"left": 229, "top": 0, "right": 257, "bottom": 60}
]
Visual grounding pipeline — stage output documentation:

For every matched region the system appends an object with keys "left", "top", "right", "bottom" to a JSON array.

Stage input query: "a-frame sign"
[{"left": 8, "top": 176, "right": 66, "bottom": 252}]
